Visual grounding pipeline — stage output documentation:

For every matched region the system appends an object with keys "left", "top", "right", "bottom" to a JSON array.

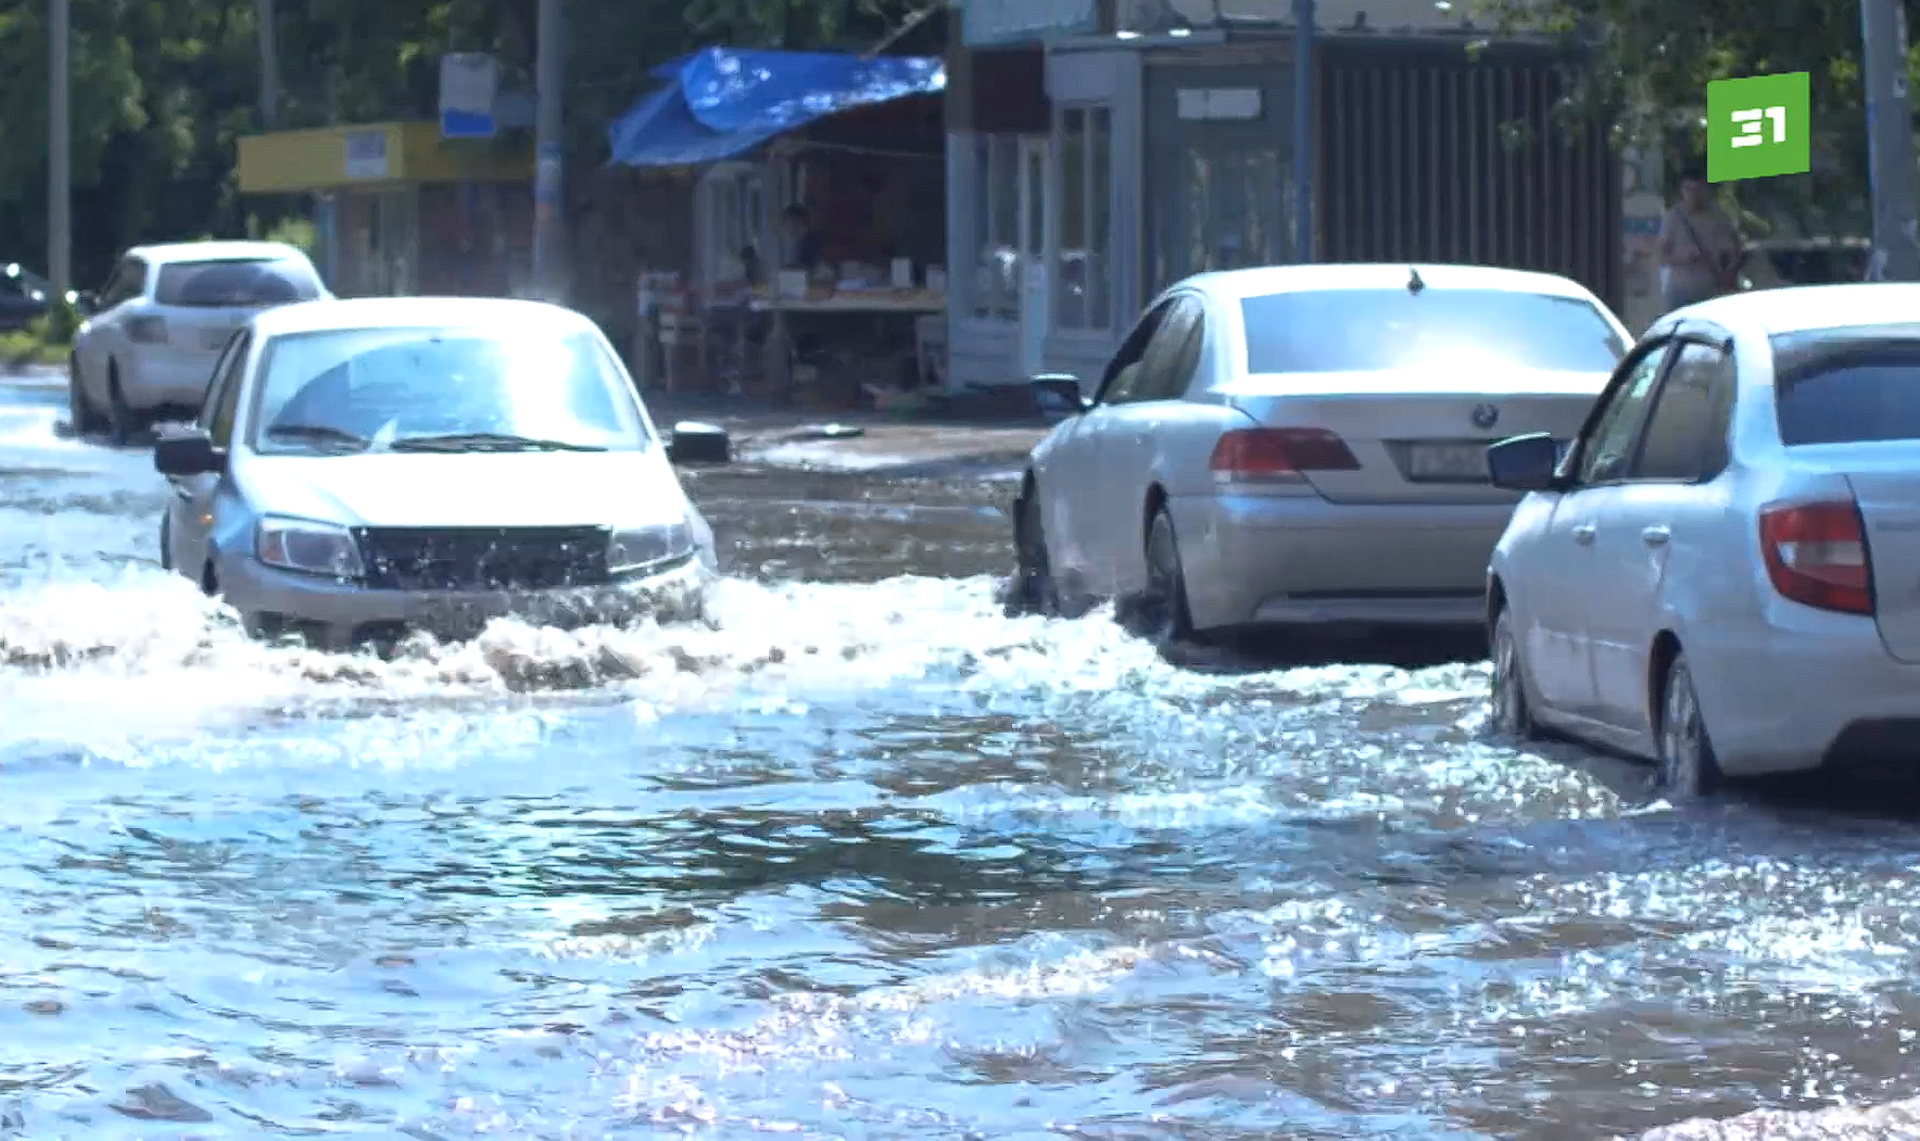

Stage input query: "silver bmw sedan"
[{"left": 1008, "top": 263, "right": 1631, "bottom": 641}]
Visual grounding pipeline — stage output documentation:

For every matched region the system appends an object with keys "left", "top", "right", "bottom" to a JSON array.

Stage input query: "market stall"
[{"left": 605, "top": 46, "right": 950, "bottom": 408}]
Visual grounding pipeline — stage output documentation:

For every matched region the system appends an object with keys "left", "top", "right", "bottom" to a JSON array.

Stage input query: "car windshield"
[
  {"left": 1772, "top": 324, "right": 1920, "bottom": 445},
  {"left": 248, "top": 326, "right": 649, "bottom": 454},
  {"left": 1240, "top": 287, "right": 1627, "bottom": 374},
  {"left": 155, "top": 258, "right": 323, "bottom": 307}
]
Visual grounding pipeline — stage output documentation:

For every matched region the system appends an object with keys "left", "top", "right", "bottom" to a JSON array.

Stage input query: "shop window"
[
  {"left": 699, "top": 163, "right": 767, "bottom": 289},
  {"left": 972, "top": 133, "right": 1020, "bottom": 321},
  {"left": 348, "top": 187, "right": 417, "bottom": 297},
  {"left": 1056, "top": 105, "right": 1112, "bottom": 331}
]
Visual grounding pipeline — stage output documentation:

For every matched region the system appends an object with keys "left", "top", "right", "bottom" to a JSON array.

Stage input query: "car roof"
[
  {"left": 249, "top": 295, "right": 600, "bottom": 339},
  {"left": 1671, "top": 283, "right": 1920, "bottom": 337},
  {"left": 1177, "top": 262, "right": 1601, "bottom": 304},
  {"left": 127, "top": 240, "right": 309, "bottom": 265}
]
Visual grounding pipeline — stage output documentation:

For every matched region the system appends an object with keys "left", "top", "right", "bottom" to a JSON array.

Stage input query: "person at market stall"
[{"left": 781, "top": 204, "right": 824, "bottom": 274}]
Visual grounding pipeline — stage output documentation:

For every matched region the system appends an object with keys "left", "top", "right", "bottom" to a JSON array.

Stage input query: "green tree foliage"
[
  {"left": 0, "top": 0, "right": 928, "bottom": 288},
  {"left": 1474, "top": 0, "right": 1919, "bottom": 235}
]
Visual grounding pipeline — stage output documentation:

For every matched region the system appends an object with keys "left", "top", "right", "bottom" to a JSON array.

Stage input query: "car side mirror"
[
  {"left": 72, "top": 291, "right": 97, "bottom": 317},
  {"left": 1487, "top": 432, "right": 1563, "bottom": 493},
  {"left": 153, "top": 426, "right": 224, "bottom": 476},
  {"left": 666, "top": 420, "right": 731, "bottom": 465},
  {"left": 1029, "top": 373, "right": 1090, "bottom": 414}
]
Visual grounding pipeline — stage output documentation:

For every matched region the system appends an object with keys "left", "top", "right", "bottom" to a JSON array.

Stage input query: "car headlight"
[
  {"left": 255, "top": 516, "right": 364, "bottom": 579},
  {"left": 608, "top": 519, "right": 695, "bottom": 573}
]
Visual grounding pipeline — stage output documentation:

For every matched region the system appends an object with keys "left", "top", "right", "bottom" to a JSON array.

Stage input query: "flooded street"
[{"left": 9, "top": 372, "right": 1920, "bottom": 1139}]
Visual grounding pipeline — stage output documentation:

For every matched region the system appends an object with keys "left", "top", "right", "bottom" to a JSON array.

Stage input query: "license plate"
[
  {"left": 1406, "top": 442, "right": 1490, "bottom": 482},
  {"left": 415, "top": 599, "right": 500, "bottom": 636}
]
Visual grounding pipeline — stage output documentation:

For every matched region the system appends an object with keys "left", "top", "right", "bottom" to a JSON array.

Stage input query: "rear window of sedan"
[
  {"left": 155, "top": 257, "right": 323, "bottom": 308},
  {"left": 1240, "top": 287, "right": 1627, "bottom": 374},
  {"left": 1771, "top": 324, "right": 1920, "bottom": 445}
]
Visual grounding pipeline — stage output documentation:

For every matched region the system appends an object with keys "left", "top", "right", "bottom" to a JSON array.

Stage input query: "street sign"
[
  {"left": 439, "top": 53, "right": 498, "bottom": 139},
  {"left": 343, "top": 129, "right": 388, "bottom": 179},
  {"left": 961, "top": 0, "right": 1094, "bottom": 46}
]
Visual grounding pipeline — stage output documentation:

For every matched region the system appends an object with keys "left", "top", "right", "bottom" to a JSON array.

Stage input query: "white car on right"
[{"left": 1486, "top": 283, "right": 1920, "bottom": 797}]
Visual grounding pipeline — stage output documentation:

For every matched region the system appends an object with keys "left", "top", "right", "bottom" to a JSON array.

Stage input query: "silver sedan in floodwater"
[
  {"left": 1487, "top": 283, "right": 1920, "bottom": 797},
  {"left": 152, "top": 296, "right": 728, "bottom": 648},
  {"left": 1006, "top": 263, "right": 1630, "bottom": 639}
]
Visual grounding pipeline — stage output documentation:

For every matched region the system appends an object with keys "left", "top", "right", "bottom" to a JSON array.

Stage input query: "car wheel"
[
  {"left": 1143, "top": 506, "right": 1194, "bottom": 643},
  {"left": 105, "top": 363, "right": 134, "bottom": 447},
  {"left": 1489, "top": 605, "right": 1537, "bottom": 739},
  {"left": 67, "top": 354, "right": 100, "bottom": 436},
  {"left": 1006, "top": 486, "right": 1059, "bottom": 617},
  {"left": 1658, "top": 651, "right": 1722, "bottom": 799}
]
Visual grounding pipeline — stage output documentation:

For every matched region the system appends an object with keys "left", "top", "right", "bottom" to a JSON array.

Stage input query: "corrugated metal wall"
[{"left": 1318, "top": 43, "right": 1622, "bottom": 313}]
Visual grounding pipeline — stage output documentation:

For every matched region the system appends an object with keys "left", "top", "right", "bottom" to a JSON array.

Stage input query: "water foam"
[{"left": 0, "top": 566, "right": 1492, "bottom": 757}]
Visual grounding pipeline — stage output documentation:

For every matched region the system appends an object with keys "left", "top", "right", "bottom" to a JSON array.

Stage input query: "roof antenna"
[{"left": 1407, "top": 266, "right": 1425, "bottom": 294}]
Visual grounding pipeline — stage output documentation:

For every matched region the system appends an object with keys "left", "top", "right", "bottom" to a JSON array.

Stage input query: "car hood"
[{"left": 237, "top": 449, "right": 695, "bottom": 529}]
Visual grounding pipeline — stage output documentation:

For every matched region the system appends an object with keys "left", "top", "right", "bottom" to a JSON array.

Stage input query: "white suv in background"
[{"left": 69, "top": 241, "right": 331, "bottom": 444}]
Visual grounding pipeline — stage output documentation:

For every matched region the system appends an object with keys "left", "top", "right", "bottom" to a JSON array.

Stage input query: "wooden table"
[{"left": 749, "top": 290, "right": 947, "bottom": 399}]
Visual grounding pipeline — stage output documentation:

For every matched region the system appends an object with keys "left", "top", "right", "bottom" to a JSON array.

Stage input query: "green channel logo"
[{"left": 1706, "top": 72, "right": 1811, "bottom": 183}]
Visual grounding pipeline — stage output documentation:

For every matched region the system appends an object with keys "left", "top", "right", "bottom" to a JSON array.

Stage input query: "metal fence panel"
[{"left": 1317, "top": 43, "right": 1622, "bottom": 313}]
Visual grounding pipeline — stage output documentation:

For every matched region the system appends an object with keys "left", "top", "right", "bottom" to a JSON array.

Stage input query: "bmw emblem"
[{"left": 1470, "top": 403, "right": 1500, "bottom": 430}]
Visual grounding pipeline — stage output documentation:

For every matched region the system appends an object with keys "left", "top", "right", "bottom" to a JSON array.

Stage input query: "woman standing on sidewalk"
[{"left": 1658, "top": 165, "right": 1744, "bottom": 313}]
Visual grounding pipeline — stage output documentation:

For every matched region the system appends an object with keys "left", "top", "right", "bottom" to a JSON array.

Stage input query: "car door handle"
[
  {"left": 1641, "top": 525, "right": 1670, "bottom": 546},
  {"left": 1571, "top": 524, "right": 1596, "bottom": 545}
]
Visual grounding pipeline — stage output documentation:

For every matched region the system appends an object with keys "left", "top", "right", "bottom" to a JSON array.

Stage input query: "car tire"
[
  {"left": 67, "top": 354, "right": 101, "bottom": 437},
  {"left": 1657, "top": 651, "right": 1722, "bottom": 799},
  {"left": 105, "top": 363, "right": 134, "bottom": 447},
  {"left": 1143, "top": 506, "right": 1195, "bottom": 643},
  {"left": 1006, "top": 485, "right": 1059, "bottom": 617},
  {"left": 1489, "top": 604, "right": 1537, "bottom": 739}
]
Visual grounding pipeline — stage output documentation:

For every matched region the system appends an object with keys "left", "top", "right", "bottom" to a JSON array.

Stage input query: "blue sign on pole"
[
  {"left": 440, "top": 53, "right": 498, "bottom": 140},
  {"left": 441, "top": 107, "right": 494, "bottom": 138}
]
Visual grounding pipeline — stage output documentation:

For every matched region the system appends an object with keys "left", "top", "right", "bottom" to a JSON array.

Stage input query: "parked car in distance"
[
  {"left": 1486, "top": 282, "right": 1920, "bottom": 797},
  {"left": 0, "top": 263, "right": 53, "bottom": 331},
  {"left": 1004, "top": 263, "right": 1631, "bottom": 641},
  {"left": 1739, "top": 237, "right": 1870, "bottom": 290},
  {"left": 151, "top": 296, "right": 732, "bottom": 650},
  {"left": 71, "top": 240, "right": 331, "bottom": 445}
]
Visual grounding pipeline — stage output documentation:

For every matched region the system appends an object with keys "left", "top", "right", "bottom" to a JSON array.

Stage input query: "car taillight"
[
  {"left": 1208, "top": 428, "right": 1360, "bottom": 485},
  {"left": 125, "top": 315, "right": 167, "bottom": 344},
  {"left": 1758, "top": 500, "right": 1874, "bottom": 615}
]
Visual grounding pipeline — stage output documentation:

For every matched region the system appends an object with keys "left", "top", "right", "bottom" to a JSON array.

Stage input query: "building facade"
[
  {"left": 236, "top": 121, "right": 535, "bottom": 299},
  {"left": 945, "top": 0, "right": 1630, "bottom": 392}
]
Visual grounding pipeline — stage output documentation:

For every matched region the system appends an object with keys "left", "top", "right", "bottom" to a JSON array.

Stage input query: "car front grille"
[{"left": 354, "top": 526, "right": 612, "bottom": 592}]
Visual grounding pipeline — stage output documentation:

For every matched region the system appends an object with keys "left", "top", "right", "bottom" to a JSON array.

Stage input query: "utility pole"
[
  {"left": 1860, "top": 0, "right": 1920, "bottom": 280},
  {"left": 256, "top": 0, "right": 279, "bottom": 128},
  {"left": 531, "top": 0, "right": 565, "bottom": 302},
  {"left": 1291, "top": 0, "right": 1314, "bottom": 263},
  {"left": 48, "top": 0, "right": 70, "bottom": 300}
]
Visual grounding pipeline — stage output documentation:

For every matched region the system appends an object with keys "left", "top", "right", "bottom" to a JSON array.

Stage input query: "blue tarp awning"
[{"left": 605, "top": 47, "right": 946, "bottom": 168}]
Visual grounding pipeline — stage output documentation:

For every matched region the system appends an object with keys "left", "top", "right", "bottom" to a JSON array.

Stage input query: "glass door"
[{"left": 363, "top": 186, "right": 418, "bottom": 296}]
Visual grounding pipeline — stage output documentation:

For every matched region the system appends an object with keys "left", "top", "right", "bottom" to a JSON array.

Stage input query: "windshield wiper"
[
  {"left": 264, "top": 423, "right": 371, "bottom": 451},
  {"left": 387, "top": 432, "right": 608, "bottom": 453}
]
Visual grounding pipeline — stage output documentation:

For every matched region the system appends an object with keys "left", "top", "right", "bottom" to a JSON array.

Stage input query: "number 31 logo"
[
  {"left": 1707, "top": 73, "right": 1810, "bottom": 182},
  {"left": 1730, "top": 106, "right": 1788, "bottom": 148}
]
